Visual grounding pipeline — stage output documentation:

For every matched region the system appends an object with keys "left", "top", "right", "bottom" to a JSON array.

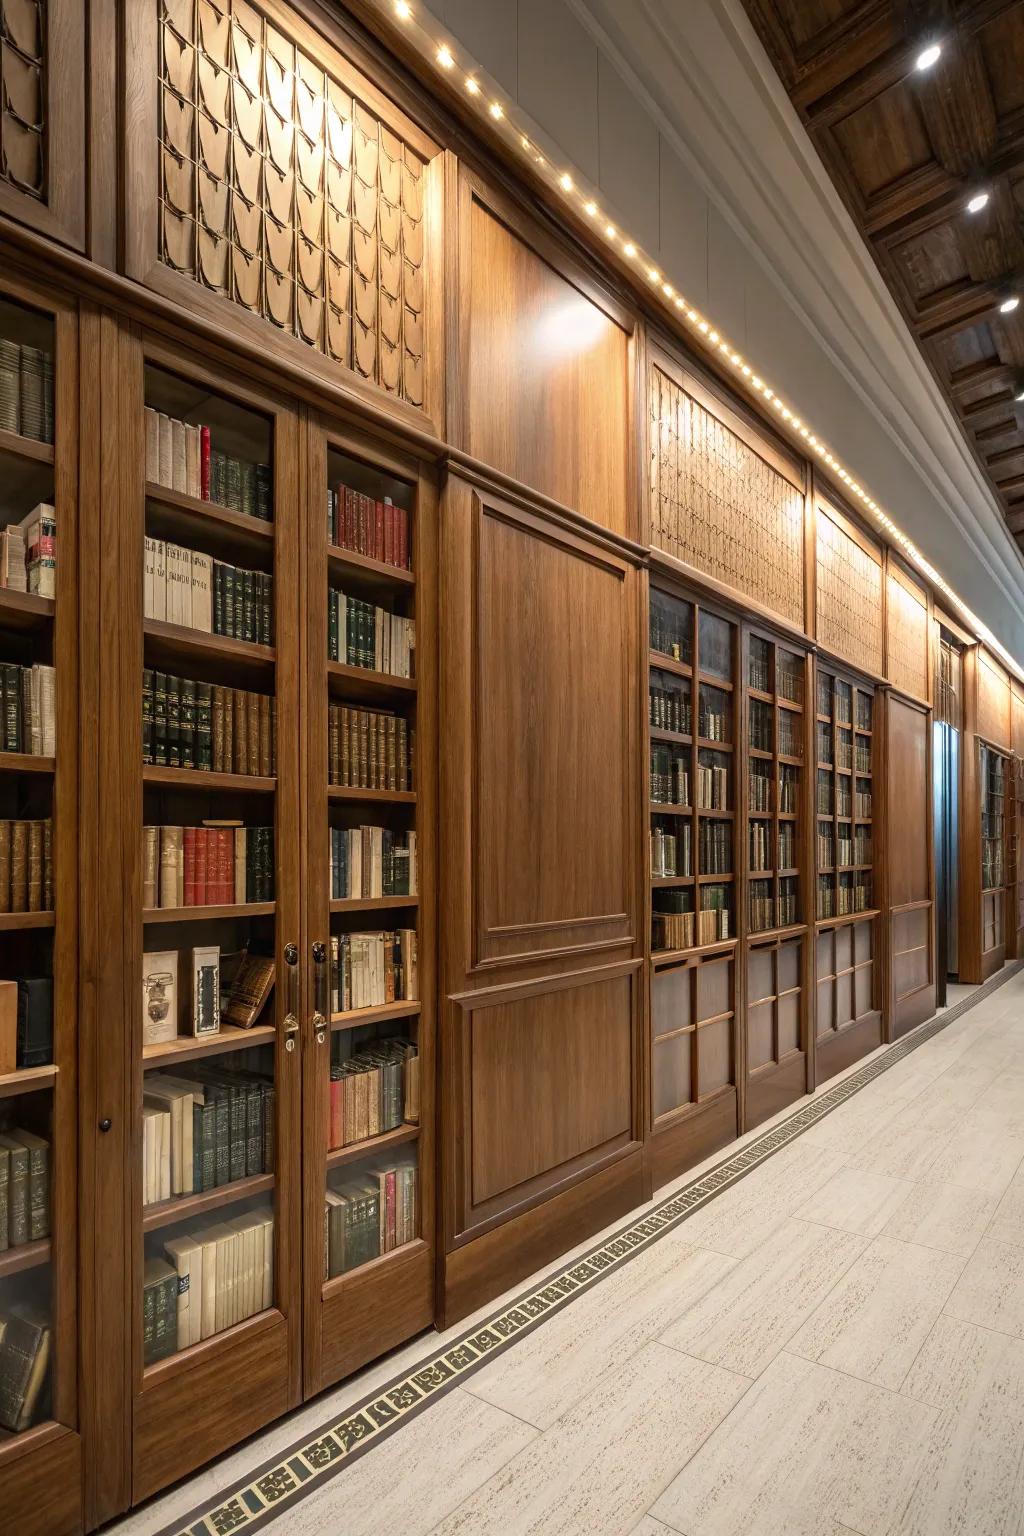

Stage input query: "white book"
[
  {"left": 262, "top": 1213, "right": 274, "bottom": 1311},
  {"left": 171, "top": 418, "right": 188, "bottom": 492},
  {"left": 198, "top": 1226, "right": 220, "bottom": 1340},
  {"left": 146, "top": 538, "right": 167, "bottom": 621},
  {"left": 165, "top": 542, "right": 192, "bottom": 628},
  {"left": 190, "top": 551, "right": 213, "bottom": 633},
  {"left": 164, "top": 1234, "right": 204, "bottom": 1349},
  {"left": 144, "top": 407, "right": 159, "bottom": 483},
  {"left": 348, "top": 827, "right": 361, "bottom": 898},
  {"left": 157, "top": 412, "right": 173, "bottom": 487},
  {"left": 186, "top": 424, "right": 201, "bottom": 498},
  {"left": 234, "top": 827, "right": 247, "bottom": 903}
]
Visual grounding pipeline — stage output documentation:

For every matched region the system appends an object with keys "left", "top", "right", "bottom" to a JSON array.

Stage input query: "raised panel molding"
[
  {"left": 815, "top": 498, "right": 883, "bottom": 676},
  {"left": 470, "top": 489, "right": 636, "bottom": 970},
  {"left": 886, "top": 562, "right": 929, "bottom": 702},
  {"left": 0, "top": 0, "right": 85, "bottom": 248}
]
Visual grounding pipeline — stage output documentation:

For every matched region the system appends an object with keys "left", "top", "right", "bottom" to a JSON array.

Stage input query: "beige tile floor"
[{"left": 114, "top": 971, "right": 1024, "bottom": 1536}]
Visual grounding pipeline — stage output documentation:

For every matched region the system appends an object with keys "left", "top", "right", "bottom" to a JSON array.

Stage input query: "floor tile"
[
  {"left": 945, "top": 1237, "right": 1024, "bottom": 1339},
  {"left": 798, "top": 1091, "right": 911, "bottom": 1154},
  {"left": 987, "top": 1162, "right": 1024, "bottom": 1248},
  {"left": 881, "top": 1178, "right": 1000, "bottom": 1257},
  {"left": 787, "top": 1234, "right": 965, "bottom": 1389},
  {"left": 431, "top": 1343, "right": 748, "bottom": 1536},
  {"left": 668, "top": 1142, "right": 847, "bottom": 1260},
  {"left": 659, "top": 1218, "right": 866, "bottom": 1378},
  {"left": 925, "top": 1123, "right": 1024, "bottom": 1199},
  {"left": 651, "top": 1350, "right": 936, "bottom": 1536},
  {"left": 846, "top": 1116, "right": 951, "bottom": 1182},
  {"left": 895, "top": 1315, "right": 1024, "bottom": 1535},
  {"left": 793, "top": 1166, "right": 912, "bottom": 1237},
  {"left": 464, "top": 1233, "right": 736, "bottom": 1429}
]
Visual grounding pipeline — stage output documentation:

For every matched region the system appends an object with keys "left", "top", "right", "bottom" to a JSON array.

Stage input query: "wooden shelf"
[
  {"left": 143, "top": 1023, "right": 276, "bottom": 1068},
  {"left": 143, "top": 902, "right": 275, "bottom": 924},
  {"left": 749, "top": 869, "right": 775, "bottom": 879},
  {"left": 0, "top": 1238, "right": 51, "bottom": 1279},
  {"left": 697, "top": 737, "right": 733, "bottom": 752},
  {"left": 327, "top": 544, "right": 415, "bottom": 594},
  {"left": 816, "top": 908, "right": 880, "bottom": 929},
  {"left": 0, "top": 426, "right": 53, "bottom": 466},
  {"left": 327, "top": 785, "right": 416, "bottom": 805},
  {"left": 697, "top": 872, "right": 734, "bottom": 883},
  {"left": 748, "top": 921, "right": 809, "bottom": 944},
  {"left": 329, "top": 895, "right": 418, "bottom": 913},
  {"left": 144, "top": 619, "right": 275, "bottom": 678},
  {"left": 698, "top": 672, "right": 733, "bottom": 691},
  {"left": 649, "top": 726, "right": 692, "bottom": 745},
  {"left": 326, "top": 1122, "right": 419, "bottom": 1170},
  {"left": 648, "top": 651, "right": 691, "bottom": 678},
  {"left": 142, "top": 1173, "right": 275, "bottom": 1232},
  {"left": 651, "top": 875, "right": 694, "bottom": 887},
  {"left": 321, "top": 1236, "right": 427, "bottom": 1296},
  {"left": 0, "top": 1064, "right": 57, "bottom": 1100},
  {"left": 0, "top": 751, "right": 54, "bottom": 775},
  {"left": 697, "top": 807, "right": 733, "bottom": 819},
  {"left": 652, "top": 936, "right": 737, "bottom": 967},
  {"left": 330, "top": 1000, "right": 421, "bottom": 1030},
  {"left": 145, "top": 482, "right": 274, "bottom": 556},
  {"left": 0, "top": 587, "right": 54, "bottom": 632},
  {"left": 777, "top": 752, "right": 803, "bottom": 767},
  {"left": 142, "top": 764, "right": 276, "bottom": 793},
  {"left": 327, "top": 661, "right": 417, "bottom": 704},
  {"left": 0, "top": 911, "right": 54, "bottom": 931},
  {"left": 749, "top": 746, "right": 772, "bottom": 760},
  {"left": 650, "top": 802, "right": 692, "bottom": 816}
]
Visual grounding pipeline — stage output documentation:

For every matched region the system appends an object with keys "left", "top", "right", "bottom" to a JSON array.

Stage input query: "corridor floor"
[{"left": 124, "top": 971, "right": 1024, "bottom": 1536}]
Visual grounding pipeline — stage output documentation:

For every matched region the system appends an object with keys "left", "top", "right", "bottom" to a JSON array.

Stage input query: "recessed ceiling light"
[
  {"left": 436, "top": 44, "right": 454, "bottom": 69},
  {"left": 1000, "top": 296, "right": 1020, "bottom": 314},
  {"left": 559, "top": 173, "right": 573, "bottom": 192},
  {"left": 464, "top": 76, "right": 479, "bottom": 95},
  {"left": 966, "top": 191, "right": 990, "bottom": 214},
  {"left": 394, "top": 0, "right": 412, "bottom": 17},
  {"left": 915, "top": 42, "right": 942, "bottom": 71},
  {"left": 489, "top": 101, "right": 503, "bottom": 120},
  {"left": 1016, "top": 388, "right": 1024, "bottom": 403}
]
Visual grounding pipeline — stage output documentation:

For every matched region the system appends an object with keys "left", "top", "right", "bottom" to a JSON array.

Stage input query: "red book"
[
  {"left": 360, "top": 493, "right": 373, "bottom": 556},
  {"left": 183, "top": 827, "right": 197, "bottom": 907},
  {"left": 374, "top": 500, "right": 385, "bottom": 562},
  {"left": 193, "top": 827, "right": 207, "bottom": 907},
  {"left": 344, "top": 487, "right": 355, "bottom": 551},
  {"left": 383, "top": 498, "right": 393, "bottom": 566},
  {"left": 200, "top": 425, "right": 211, "bottom": 501},
  {"left": 384, "top": 1168, "right": 397, "bottom": 1251},
  {"left": 398, "top": 507, "right": 409, "bottom": 570},
  {"left": 217, "top": 829, "right": 233, "bottom": 904}
]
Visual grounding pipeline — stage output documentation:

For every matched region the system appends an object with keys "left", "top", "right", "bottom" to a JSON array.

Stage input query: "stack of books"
[
  {"left": 324, "top": 1155, "right": 417, "bottom": 1279},
  {"left": 331, "top": 930, "right": 418, "bottom": 1012},
  {"left": 330, "top": 826, "right": 416, "bottom": 900},
  {"left": 143, "top": 823, "right": 274, "bottom": 908},
  {"left": 144, "top": 539, "right": 273, "bottom": 645},
  {"left": 144, "top": 1209, "right": 275, "bottom": 1362},
  {"left": 143, "top": 671, "right": 275, "bottom": 775},
  {"left": 326, "top": 1037, "right": 418, "bottom": 1150},
  {"left": 0, "top": 820, "right": 53, "bottom": 912},
  {"left": 327, "top": 481, "right": 410, "bottom": 568},
  {"left": 328, "top": 704, "right": 410, "bottom": 790},
  {"left": 0, "top": 664, "right": 55, "bottom": 755},
  {"left": 328, "top": 590, "right": 414, "bottom": 677},
  {"left": 144, "top": 407, "right": 271, "bottom": 520},
  {"left": 0, "top": 503, "right": 55, "bottom": 597},
  {"left": 0, "top": 339, "right": 53, "bottom": 443}
]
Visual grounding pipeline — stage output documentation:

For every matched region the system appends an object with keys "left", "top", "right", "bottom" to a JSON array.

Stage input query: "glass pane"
[{"left": 649, "top": 591, "right": 691, "bottom": 665}]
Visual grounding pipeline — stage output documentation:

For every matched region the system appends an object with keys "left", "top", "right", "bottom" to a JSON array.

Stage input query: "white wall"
[{"left": 424, "top": 0, "right": 1024, "bottom": 665}]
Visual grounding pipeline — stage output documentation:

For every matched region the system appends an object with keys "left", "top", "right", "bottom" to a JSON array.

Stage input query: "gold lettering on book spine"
[
  {"left": 0, "top": 0, "right": 46, "bottom": 199},
  {"left": 649, "top": 365, "right": 804, "bottom": 627},
  {"left": 158, "top": 0, "right": 426, "bottom": 405}
]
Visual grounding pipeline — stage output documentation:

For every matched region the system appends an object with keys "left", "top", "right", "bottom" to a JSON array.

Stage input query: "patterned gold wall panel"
[
  {"left": 816, "top": 504, "right": 883, "bottom": 677},
  {"left": 158, "top": 0, "right": 425, "bottom": 406},
  {"left": 1, "top": 1, "right": 46, "bottom": 199},
  {"left": 649, "top": 365, "right": 804, "bottom": 628},
  {"left": 886, "top": 566, "right": 928, "bottom": 701}
]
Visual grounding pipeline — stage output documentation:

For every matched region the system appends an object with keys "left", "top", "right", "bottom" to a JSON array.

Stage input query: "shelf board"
[
  {"left": 696, "top": 737, "right": 733, "bottom": 752},
  {"left": 652, "top": 936, "right": 737, "bottom": 967},
  {"left": 327, "top": 785, "right": 416, "bottom": 805},
  {"left": 143, "top": 763, "right": 276, "bottom": 793},
  {"left": 0, "top": 751, "right": 54, "bottom": 775},
  {"left": 145, "top": 482, "right": 274, "bottom": 554},
  {"left": 143, "top": 1023, "right": 276, "bottom": 1067},
  {"left": 651, "top": 875, "right": 694, "bottom": 887},
  {"left": 0, "top": 1063, "right": 57, "bottom": 1100},
  {"left": 777, "top": 697, "right": 803, "bottom": 713},
  {"left": 331, "top": 999, "right": 421, "bottom": 1030},
  {"left": 0, "top": 587, "right": 54, "bottom": 632},
  {"left": 143, "top": 1173, "right": 275, "bottom": 1232},
  {"left": 0, "top": 911, "right": 54, "bottom": 931},
  {"left": 749, "top": 746, "right": 772, "bottom": 760},
  {"left": 0, "top": 427, "right": 53, "bottom": 467},
  {"left": 649, "top": 726, "right": 692, "bottom": 745},
  {"left": 144, "top": 901, "right": 275, "bottom": 924},
  {"left": 697, "top": 872, "right": 734, "bottom": 883},
  {"left": 698, "top": 672, "right": 733, "bottom": 692},
  {"left": 697, "top": 807, "right": 733, "bottom": 819},
  {"left": 327, "top": 544, "right": 415, "bottom": 592},
  {"left": 777, "top": 752, "right": 803, "bottom": 767},
  {"left": 749, "top": 869, "right": 775, "bottom": 879},
  {"left": 648, "top": 651, "right": 691, "bottom": 678},
  {"left": 327, "top": 661, "right": 417, "bottom": 704},
  {"left": 0, "top": 1238, "right": 50, "bottom": 1279},
  {"left": 329, "top": 895, "right": 418, "bottom": 913},
  {"left": 326, "top": 1122, "right": 419, "bottom": 1169},
  {"left": 747, "top": 686, "right": 773, "bottom": 703},
  {"left": 321, "top": 1236, "right": 427, "bottom": 1296},
  {"left": 144, "top": 619, "right": 275, "bottom": 677},
  {"left": 649, "top": 802, "right": 692, "bottom": 816},
  {"left": 748, "top": 921, "right": 809, "bottom": 944}
]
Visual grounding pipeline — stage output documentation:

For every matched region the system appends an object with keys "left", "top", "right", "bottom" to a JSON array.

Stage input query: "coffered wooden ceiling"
[{"left": 738, "top": 0, "right": 1024, "bottom": 548}]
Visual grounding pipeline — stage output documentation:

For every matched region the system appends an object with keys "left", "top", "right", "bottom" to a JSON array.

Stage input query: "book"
[
  {"left": 327, "top": 590, "right": 415, "bottom": 678},
  {"left": 0, "top": 1135, "right": 28, "bottom": 1245},
  {"left": 0, "top": 980, "right": 15, "bottom": 1074},
  {"left": 0, "top": 1308, "right": 51, "bottom": 1432},
  {"left": 191, "top": 946, "right": 220, "bottom": 1036},
  {"left": 0, "top": 821, "right": 53, "bottom": 913},
  {"left": 142, "top": 951, "right": 178, "bottom": 1046},
  {"left": 222, "top": 952, "right": 274, "bottom": 1028},
  {"left": 142, "top": 1258, "right": 179, "bottom": 1365}
]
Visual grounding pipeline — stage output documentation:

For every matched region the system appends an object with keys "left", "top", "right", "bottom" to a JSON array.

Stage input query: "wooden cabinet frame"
[{"left": 0, "top": 0, "right": 85, "bottom": 252}]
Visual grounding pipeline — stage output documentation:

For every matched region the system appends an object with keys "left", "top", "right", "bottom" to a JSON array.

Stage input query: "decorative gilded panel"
[
  {"left": 815, "top": 504, "right": 883, "bottom": 677},
  {"left": 886, "top": 566, "right": 928, "bottom": 701},
  {"left": 649, "top": 365, "right": 805, "bottom": 628},
  {"left": 1, "top": 0, "right": 46, "bottom": 199},
  {"left": 158, "top": 0, "right": 425, "bottom": 405}
]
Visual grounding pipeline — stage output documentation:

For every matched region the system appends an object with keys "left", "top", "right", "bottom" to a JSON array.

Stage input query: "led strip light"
[{"left": 380, "top": 0, "right": 1024, "bottom": 679}]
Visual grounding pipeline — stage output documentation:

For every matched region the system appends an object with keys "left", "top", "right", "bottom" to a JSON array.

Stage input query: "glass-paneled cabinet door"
[
  {"left": 128, "top": 340, "right": 303, "bottom": 1503},
  {"left": 0, "top": 280, "right": 82, "bottom": 1533},
  {"left": 302, "top": 417, "right": 435, "bottom": 1397}
]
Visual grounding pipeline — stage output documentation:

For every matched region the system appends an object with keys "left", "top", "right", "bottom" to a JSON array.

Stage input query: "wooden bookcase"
[
  {"left": 742, "top": 630, "right": 812, "bottom": 1128},
  {"left": 301, "top": 417, "right": 435, "bottom": 1396},
  {"left": 980, "top": 741, "right": 1008, "bottom": 969},
  {"left": 124, "top": 341, "right": 303, "bottom": 1504},
  {"left": 648, "top": 581, "right": 739, "bottom": 1186},
  {"left": 1008, "top": 753, "right": 1024, "bottom": 960},
  {"left": 0, "top": 277, "right": 81, "bottom": 1534},
  {"left": 813, "top": 661, "right": 882, "bottom": 1081}
]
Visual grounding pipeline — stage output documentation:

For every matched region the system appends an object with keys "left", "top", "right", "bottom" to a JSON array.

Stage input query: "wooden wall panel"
[
  {"left": 473, "top": 496, "right": 632, "bottom": 965},
  {"left": 468, "top": 975, "right": 633, "bottom": 1209},
  {"left": 1013, "top": 686, "right": 1024, "bottom": 757},
  {"left": 649, "top": 364, "right": 805, "bottom": 627},
  {"left": 886, "top": 563, "right": 929, "bottom": 702},
  {"left": 0, "top": 0, "right": 85, "bottom": 248},
  {"left": 465, "top": 197, "right": 630, "bottom": 535},
  {"left": 886, "top": 694, "right": 935, "bottom": 1034},
  {"left": 977, "top": 647, "right": 1011, "bottom": 749},
  {"left": 815, "top": 500, "right": 883, "bottom": 677}
]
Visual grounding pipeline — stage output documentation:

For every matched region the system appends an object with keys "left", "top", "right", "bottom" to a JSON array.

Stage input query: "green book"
[
  {"left": 0, "top": 1145, "right": 9, "bottom": 1252},
  {"left": 195, "top": 682, "right": 212, "bottom": 770},
  {"left": 0, "top": 1137, "right": 28, "bottom": 1246}
]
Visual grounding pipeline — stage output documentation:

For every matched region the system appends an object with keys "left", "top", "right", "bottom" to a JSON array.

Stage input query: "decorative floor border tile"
[{"left": 157, "top": 964, "right": 1023, "bottom": 1536}]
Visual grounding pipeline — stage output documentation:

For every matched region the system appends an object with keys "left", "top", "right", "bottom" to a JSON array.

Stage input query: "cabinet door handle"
[
  {"left": 283, "top": 942, "right": 299, "bottom": 1052},
  {"left": 312, "top": 941, "right": 328, "bottom": 1045}
]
